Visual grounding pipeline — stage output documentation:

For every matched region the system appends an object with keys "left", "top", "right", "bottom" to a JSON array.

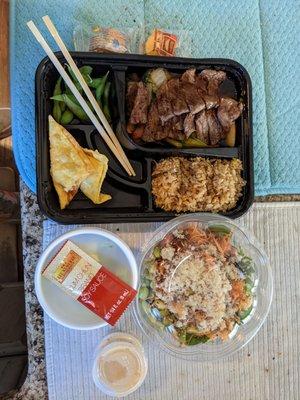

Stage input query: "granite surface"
[{"left": 3, "top": 180, "right": 47, "bottom": 400}]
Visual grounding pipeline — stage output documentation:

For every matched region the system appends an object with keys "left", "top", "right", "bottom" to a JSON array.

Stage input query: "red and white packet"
[{"left": 42, "top": 240, "right": 137, "bottom": 326}]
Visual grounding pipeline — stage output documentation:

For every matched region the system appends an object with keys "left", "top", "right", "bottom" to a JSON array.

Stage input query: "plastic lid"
[
  {"left": 92, "top": 333, "right": 147, "bottom": 397},
  {"left": 134, "top": 213, "right": 273, "bottom": 361}
]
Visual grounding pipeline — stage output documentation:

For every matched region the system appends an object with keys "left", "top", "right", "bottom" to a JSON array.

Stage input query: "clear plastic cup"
[
  {"left": 133, "top": 213, "right": 273, "bottom": 361},
  {"left": 92, "top": 332, "right": 148, "bottom": 397}
]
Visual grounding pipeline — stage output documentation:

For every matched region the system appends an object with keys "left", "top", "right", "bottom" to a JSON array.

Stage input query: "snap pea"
[
  {"left": 186, "top": 333, "right": 209, "bottom": 345},
  {"left": 164, "top": 138, "right": 183, "bottom": 148},
  {"left": 182, "top": 138, "right": 208, "bottom": 148},
  {"left": 79, "top": 65, "right": 93, "bottom": 75},
  {"left": 103, "top": 81, "right": 111, "bottom": 122},
  {"left": 66, "top": 65, "right": 83, "bottom": 93},
  {"left": 60, "top": 109, "right": 74, "bottom": 125},
  {"left": 208, "top": 224, "right": 231, "bottom": 236},
  {"left": 88, "top": 77, "right": 103, "bottom": 88},
  {"left": 238, "top": 305, "right": 253, "bottom": 321},
  {"left": 60, "top": 101, "right": 66, "bottom": 112},
  {"left": 51, "top": 94, "right": 89, "bottom": 122},
  {"left": 66, "top": 65, "right": 93, "bottom": 92},
  {"left": 96, "top": 71, "right": 109, "bottom": 102},
  {"left": 52, "top": 77, "right": 62, "bottom": 122},
  {"left": 53, "top": 102, "right": 61, "bottom": 123}
]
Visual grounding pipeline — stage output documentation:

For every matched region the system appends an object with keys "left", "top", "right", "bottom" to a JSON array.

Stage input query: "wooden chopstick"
[
  {"left": 27, "top": 20, "right": 133, "bottom": 177},
  {"left": 42, "top": 15, "right": 135, "bottom": 176}
]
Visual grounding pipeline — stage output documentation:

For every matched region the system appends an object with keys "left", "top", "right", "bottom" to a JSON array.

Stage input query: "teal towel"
[{"left": 10, "top": 0, "right": 300, "bottom": 195}]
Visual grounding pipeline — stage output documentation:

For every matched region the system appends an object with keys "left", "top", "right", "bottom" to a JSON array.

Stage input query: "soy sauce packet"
[{"left": 42, "top": 240, "right": 137, "bottom": 325}]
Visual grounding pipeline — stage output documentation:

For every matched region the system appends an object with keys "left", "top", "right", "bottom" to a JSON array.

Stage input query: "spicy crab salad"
[{"left": 138, "top": 224, "right": 255, "bottom": 346}]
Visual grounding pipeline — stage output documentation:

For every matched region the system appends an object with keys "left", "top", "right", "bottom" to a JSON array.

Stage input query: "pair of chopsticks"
[{"left": 27, "top": 16, "right": 135, "bottom": 176}]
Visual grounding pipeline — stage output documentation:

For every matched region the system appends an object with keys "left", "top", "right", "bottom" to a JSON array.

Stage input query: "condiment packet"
[{"left": 42, "top": 240, "right": 137, "bottom": 326}]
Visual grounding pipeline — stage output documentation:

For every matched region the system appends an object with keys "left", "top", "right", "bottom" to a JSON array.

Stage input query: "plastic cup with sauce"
[{"left": 92, "top": 332, "right": 148, "bottom": 397}]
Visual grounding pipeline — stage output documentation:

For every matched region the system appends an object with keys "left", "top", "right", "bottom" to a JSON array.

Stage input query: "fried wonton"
[
  {"left": 80, "top": 149, "right": 111, "bottom": 204},
  {"left": 49, "top": 115, "right": 93, "bottom": 209}
]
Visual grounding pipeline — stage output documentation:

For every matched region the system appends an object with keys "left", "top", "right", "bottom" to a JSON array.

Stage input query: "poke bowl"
[{"left": 133, "top": 214, "right": 273, "bottom": 361}]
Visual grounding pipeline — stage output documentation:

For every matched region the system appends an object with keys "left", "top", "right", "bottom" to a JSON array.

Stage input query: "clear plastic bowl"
[{"left": 133, "top": 214, "right": 273, "bottom": 361}]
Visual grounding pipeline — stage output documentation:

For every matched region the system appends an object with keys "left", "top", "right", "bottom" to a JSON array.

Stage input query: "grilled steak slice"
[
  {"left": 202, "top": 94, "right": 219, "bottom": 109},
  {"left": 156, "top": 82, "right": 175, "bottom": 124},
  {"left": 195, "top": 110, "right": 209, "bottom": 144},
  {"left": 129, "top": 82, "right": 150, "bottom": 125},
  {"left": 181, "top": 68, "right": 196, "bottom": 83},
  {"left": 126, "top": 81, "right": 139, "bottom": 116},
  {"left": 183, "top": 113, "right": 196, "bottom": 138},
  {"left": 170, "top": 79, "right": 189, "bottom": 116},
  {"left": 200, "top": 69, "right": 227, "bottom": 95},
  {"left": 180, "top": 81, "right": 206, "bottom": 115},
  {"left": 217, "top": 97, "right": 243, "bottom": 132},
  {"left": 206, "top": 109, "right": 224, "bottom": 145},
  {"left": 195, "top": 75, "right": 208, "bottom": 94},
  {"left": 143, "top": 103, "right": 165, "bottom": 142},
  {"left": 163, "top": 116, "right": 185, "bottom": 140}
]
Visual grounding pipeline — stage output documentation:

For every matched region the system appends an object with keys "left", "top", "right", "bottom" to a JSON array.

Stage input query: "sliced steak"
[
  {"left": 180, "top": 81, "right": 206, "bottom": 114},
  {"left": 170, "top": 79, "right": 189, "bottom": 116},
  {"left": 202, "top": 94, "right": 219, "bottom": 109},
  {"left": 183, "top": 113, "right": 195, "bottom": 138},
  {"left": 195, "top": 111, "right": 209, "bottom": 144},
  {"left": 195, "top": 75, "right": 208, "bottom": 94},
  {"left": 163, "top": 116, "right": 185, "bottom": 140},
  {"left": 156, "top": 81, "right": 175, "bottom": 124},
  {"left": 200, "top": 69, "right": 227, "bottom": 95},
  {"left": 181, "top": 68, "right": 196, "bottom": 83},
  {"left": 217, "top": 97, "right": 243, "bottom": 132},
  {"left": 126, "top": 81, "right": 139, "bottom": 116},
  {"left": 129, "top": 82, "right": 150, "bottom": 125},
  {"left": 206, "top": 109, "right": 224, "bottom": 145},
  {"left": 143, "top": 103, "right": 165, "bottom": 142}
]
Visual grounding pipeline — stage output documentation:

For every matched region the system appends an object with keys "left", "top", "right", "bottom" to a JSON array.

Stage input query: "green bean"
[
  {"left": 51, "top": 94, "right": 89, "bottom": 122},
  {"left": 52, "top": 77, "right": 62, "bottom": 122},
  {"left": 96, "top": 71, "right": 109, "bottom": 102},
  {"left": 60, "top": 109, "right": 74, "bottom": 125},
  {"left": 103, "top": 81, "right": 111, "bottom": 122}
]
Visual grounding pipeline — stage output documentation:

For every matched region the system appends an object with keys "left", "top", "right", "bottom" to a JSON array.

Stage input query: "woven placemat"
[{"left": 43, "top": 203, "right": 300, "bottom": 400}]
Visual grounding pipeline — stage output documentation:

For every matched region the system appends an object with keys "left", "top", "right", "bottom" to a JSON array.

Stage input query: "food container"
[
  {"left": 133, "top": 214, "right": 273, "bottom": 361},
  {"left": 36, "top": 53, "right": 253, "bottom": 224},
  {"left": 92, "top": 332, "right": 148, "bottom": 397},
  {"left": 35, "top": 227, "right": 138, "bottom": 330}
]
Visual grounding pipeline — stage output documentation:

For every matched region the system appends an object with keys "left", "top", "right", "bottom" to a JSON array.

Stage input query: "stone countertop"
[
  {"left": 3, "top": 181, "right": 47, "bottom": 400},
  {"left": 6, "top": 181, "right": 299, "bottom": 400}
]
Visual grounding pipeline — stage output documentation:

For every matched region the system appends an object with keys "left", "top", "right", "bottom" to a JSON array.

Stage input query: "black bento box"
[{"left": 35, "top": 52, "right": 254, "bottom": 224}]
